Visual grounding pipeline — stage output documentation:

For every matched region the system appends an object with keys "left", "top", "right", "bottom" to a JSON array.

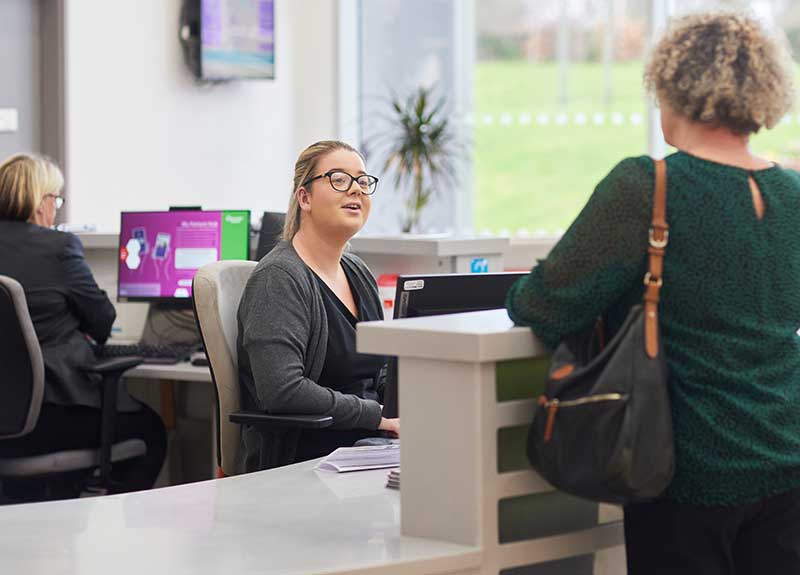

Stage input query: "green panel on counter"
[
  {"left": 497, "top": 425, "right": 530, "bottom": 473},
  {"left": 496, "top": 357, "right": 550, "bottom": 402},
  {"left": 498, "top": 491, "right": 599, "bottom": 543}
]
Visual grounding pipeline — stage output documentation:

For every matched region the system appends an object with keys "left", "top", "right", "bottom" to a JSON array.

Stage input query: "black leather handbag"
[{"left": 526, "top": 159, "right": 674, "bottom": 504}]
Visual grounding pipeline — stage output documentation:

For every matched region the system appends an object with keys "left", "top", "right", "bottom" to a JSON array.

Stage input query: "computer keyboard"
[{"left": 93, "top": 342, "right": 198, "bottom": 365}]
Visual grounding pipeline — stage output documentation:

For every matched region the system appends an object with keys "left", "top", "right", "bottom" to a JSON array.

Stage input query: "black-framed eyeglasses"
[
  {"left": 302, "top": 170, "right": 379, "bottom": 195},
  {"left": 44, "top": 194, "right": 65, "bottom": 210}
]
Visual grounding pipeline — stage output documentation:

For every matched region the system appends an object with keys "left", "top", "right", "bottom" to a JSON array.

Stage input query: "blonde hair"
[
  {"left": 0, "top": 154, "right": 64, "bottom": 222},
  {"left": 644, "top": 12, "right": 795, "bottom": 134},
  {"left": 283, "top": 140, "right": 363, "bottom": 241}
]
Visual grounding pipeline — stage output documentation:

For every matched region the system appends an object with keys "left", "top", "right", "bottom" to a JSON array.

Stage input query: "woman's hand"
[{"left": 379, "top": 417, "right": 400, "bottom": 438}]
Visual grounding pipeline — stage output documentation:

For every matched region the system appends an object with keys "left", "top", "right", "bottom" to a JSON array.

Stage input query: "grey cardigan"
[{"left": 236, "top": 240, "right": 383, "bottom": 471}]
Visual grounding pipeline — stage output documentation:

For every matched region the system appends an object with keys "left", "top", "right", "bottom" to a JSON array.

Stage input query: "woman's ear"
[
  {"left": 297, "top": 187, "right": 312, "bottom": 212},
  {"left": 32, "top": 201, "right": 47, "bottom": 226}
]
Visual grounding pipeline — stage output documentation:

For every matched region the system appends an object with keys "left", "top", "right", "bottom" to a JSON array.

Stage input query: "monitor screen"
[
  {"left": 393, "top": 272, "right": 528, "bottom": 320},
  {"left": 118, "top": 210, "right": 250, "bottom": 302},
  {"left": 382, "top": 271, "right": 527, "bottom": 419},
  {"left": 201, "top": 0, "right": 275, "bottom": 80}
]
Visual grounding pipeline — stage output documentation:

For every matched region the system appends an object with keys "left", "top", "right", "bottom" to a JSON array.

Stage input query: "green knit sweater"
[{"left": 507, "top": 151, "right": 800, "bottom": 506}]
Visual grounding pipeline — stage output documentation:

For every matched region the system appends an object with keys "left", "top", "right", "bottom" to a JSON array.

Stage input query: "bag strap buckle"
[
  {"left": 643, "top": 272, "right": 663, "bottom": 288},
  {"left": 648, "top": 228, "right": 669, "bottom": 249}
]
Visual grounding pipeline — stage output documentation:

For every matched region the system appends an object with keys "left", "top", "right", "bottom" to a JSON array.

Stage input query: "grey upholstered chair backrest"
[
  {"left": 0, "top": 275, "right": 45, "bottom": 439},
  {"left": 193, "top": 260, "right": 257, "bottom": 475}
]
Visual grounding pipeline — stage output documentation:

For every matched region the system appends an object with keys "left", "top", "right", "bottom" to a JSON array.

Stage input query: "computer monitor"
[
  {"left": 118, "top": 210, "right": 250, "bottom": 304},
  {"left": 382, "top": 271, "right": 527, "bottom": 418},
  {"left": 392, "top": 272, "right": 527, "bottom": 320},
  {"left": 255, "top": 211, "right": 285, "bottom": 260}
]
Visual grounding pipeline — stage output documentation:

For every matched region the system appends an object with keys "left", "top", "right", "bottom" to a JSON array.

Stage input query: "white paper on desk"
[{"left": 316, "top": 444, "right": 400, "bottom": 472}]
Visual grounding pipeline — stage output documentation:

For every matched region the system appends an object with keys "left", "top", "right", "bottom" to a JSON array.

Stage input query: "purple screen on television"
[
  {"left": 118, "top": 210, "right": 249, "bottom": 300},
  {"left": 201, "top": 0, "right": 274, "bottom": 80}
]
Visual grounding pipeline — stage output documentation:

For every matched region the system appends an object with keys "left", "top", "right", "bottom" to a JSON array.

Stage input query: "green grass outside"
[{"left": 474, "top": 60, "right": 800, "bottom": 233}]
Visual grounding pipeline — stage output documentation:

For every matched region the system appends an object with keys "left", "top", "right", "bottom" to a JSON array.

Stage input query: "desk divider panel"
[
  {"left": 374, "top": 314, "right": 625, "bottom": 575},
  {"left": 488, "top": 357, "right": 618, "bottom": 575},
  {"left": 495, "top": 358, "right": 549, "bottom": 403}
]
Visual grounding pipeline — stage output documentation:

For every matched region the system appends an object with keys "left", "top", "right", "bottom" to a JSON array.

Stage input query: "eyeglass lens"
[{"left": 329, "top": 171, "right": 377, "bottom": 194}]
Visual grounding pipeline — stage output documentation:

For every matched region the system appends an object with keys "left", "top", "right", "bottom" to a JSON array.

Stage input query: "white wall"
[
  {"left": 289, "top": 0, "right": 339, "bottom": 148},
  {"left": 63, "top": 0, "right": 338, "bottom": 229}
]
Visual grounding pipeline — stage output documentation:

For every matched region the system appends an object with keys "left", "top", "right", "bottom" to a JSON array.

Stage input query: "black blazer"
[{"left": 0, "top": 220, "right": 136, "bottom": 411}]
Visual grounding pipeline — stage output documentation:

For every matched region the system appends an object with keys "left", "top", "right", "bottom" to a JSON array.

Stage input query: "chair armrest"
[
  {"left": 83, "top": 357, "right": 144, "bottom": 376},
  {"left": 229, "top": 411, "right": 333, "bottom": 429}
]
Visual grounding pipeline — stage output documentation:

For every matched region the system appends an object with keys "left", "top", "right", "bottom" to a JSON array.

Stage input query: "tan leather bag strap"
[{"left": 643, "top": 159, "right": 668, "bottom": 359}]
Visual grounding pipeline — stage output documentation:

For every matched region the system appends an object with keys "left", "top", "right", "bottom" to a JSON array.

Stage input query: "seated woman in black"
[
  {"left": 0, "top": 153, "right": 166, "bottom": 497},
  {"left": 237, "top": 141, "right": 399, "bottom": 471}
]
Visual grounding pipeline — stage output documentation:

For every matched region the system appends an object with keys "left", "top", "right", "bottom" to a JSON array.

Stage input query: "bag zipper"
[{"left": 537, "top": 393, "right": 627, "bottom": 443}]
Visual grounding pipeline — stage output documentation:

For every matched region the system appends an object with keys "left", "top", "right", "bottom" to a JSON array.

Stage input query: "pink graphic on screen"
[{"left": 118, "top": 212, "right": 222, "bottom": 299}]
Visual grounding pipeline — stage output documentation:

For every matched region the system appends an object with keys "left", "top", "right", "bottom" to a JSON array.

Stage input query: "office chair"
[
  {"left": 0, "top": 275, "right": 146, "bottom": 502},
  {"left": 192, "top": 261, "right": 332, "bottom": 476}
]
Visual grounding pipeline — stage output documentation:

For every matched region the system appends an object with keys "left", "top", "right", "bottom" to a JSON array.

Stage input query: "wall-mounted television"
[
  {"left": 202, "top": 0, "right": 274, "bottom": 80},
  {"left": 180, "top": 0, "right": 275, "bottom": 82}
]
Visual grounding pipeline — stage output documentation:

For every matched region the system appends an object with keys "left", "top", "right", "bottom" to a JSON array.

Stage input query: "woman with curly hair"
[{"left": 507, "top": 12, "right": 800, "bottom": 574}]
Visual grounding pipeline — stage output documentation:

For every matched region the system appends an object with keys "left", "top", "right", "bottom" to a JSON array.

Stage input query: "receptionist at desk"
[{"left": 237, "top": 141, "right": 399, "bottom": 473}]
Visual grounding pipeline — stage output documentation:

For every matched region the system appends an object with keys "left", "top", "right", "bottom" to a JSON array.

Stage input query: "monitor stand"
[{"left": 140, "top": 302, "right": 201, "bottom": 347}]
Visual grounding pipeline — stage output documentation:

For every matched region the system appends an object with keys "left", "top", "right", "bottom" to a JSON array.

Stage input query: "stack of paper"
[
  {"left": 316, "top": 444, "right": 400, "bottom": 473},
  {"left": 386, "top": 469, "right": 400, "bottom": 490}
]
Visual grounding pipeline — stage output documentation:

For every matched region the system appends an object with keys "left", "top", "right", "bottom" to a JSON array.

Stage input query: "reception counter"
[
  {"left": 357, "top": 309, "right": 625, "bottom": 574},
  {"left": 0, "top": 299, "right": 623, "bottom": 574}
]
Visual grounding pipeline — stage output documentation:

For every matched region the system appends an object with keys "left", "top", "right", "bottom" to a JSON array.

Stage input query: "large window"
[
  {"left": 474, "top": 1, "right": 649, "bottom": 234},
  {"left": 352, "top": 0, "right": 800, "bottom": 235},
  {"left": 473, "top": 0, "right": 800, "bottom": 234},
  {"left": 355, "top": 0, "right": 461, "bottom": 235}
]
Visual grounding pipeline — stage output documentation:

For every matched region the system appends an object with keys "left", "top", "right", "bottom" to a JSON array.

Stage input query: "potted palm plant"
[{"left": 375, "top": 86, "right": 461, "bottom": 233}]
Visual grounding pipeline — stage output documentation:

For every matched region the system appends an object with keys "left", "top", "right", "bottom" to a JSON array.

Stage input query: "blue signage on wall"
[{"left": 470, "top": 257, "right": 489, "bottom": 273}]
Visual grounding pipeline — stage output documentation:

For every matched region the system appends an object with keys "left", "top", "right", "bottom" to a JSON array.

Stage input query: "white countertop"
[
  {"left": 76, "top": 232, "right": 512, "bottom": 257},
  {"left": 0, "top": 460, "right": 480, "bottom": 575},
  {"left": 357, "top": 309, "right": 547, "bottom": 362},
  {"left": 74, "top": 232, "right": 119, "bottom": 249},
  {"left": 349, "top": 235, "right": 509, "bottom": 257}
]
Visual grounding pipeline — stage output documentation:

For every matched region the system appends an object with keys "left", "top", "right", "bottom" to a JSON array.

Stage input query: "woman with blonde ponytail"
[{"left": 237, "top": 141, "right": 398, "bottom": 472}]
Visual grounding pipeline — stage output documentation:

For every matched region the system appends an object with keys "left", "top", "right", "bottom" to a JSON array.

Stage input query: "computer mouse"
[{"left": 189, "top": 351, "right": 209, "bottom": 367}]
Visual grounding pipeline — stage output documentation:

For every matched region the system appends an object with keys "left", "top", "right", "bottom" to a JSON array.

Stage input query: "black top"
[
  {"left": 315, "top": 264, "right": 384, "bottom": 399},
  {"left": 296, "top": 261, "right": 386, "bottom": 460},
  {"left": 0, "top": 220, "right": 138, "bottom": 412}
]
